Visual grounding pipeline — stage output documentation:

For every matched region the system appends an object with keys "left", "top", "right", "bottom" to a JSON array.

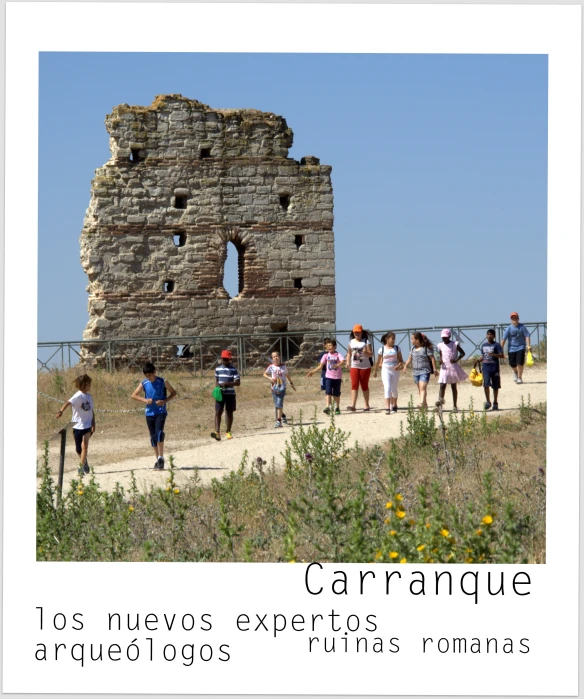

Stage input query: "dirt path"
[{"left": 37, "top": 366, "right": 547, "bottom": 494}]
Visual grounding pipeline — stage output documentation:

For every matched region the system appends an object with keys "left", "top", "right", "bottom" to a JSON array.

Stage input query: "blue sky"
[{"left": 39, "top": 53, "right": 547, "bottom": 341}]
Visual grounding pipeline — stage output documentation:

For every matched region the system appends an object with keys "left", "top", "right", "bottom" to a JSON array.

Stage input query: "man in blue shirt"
[{"left": 501, "top": 312, "right": 531, "bottom": 385}]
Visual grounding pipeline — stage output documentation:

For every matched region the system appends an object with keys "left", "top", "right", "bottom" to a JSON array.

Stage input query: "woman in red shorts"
[{"left": 346, "top": 324, "right": 373, "bottom": 411}]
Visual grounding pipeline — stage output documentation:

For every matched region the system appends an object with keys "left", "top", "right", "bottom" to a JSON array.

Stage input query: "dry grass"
[{"left": 37, "top": 366, "right": 322, "bottom": 444}]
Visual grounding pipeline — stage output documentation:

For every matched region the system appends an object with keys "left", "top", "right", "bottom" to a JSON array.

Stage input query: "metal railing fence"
[{"left": 38, "top": 322, "right": 546, "bottom": 376}]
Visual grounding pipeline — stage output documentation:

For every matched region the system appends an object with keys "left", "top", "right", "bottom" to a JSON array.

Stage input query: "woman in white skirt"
[
  {"left": 373, "top": 332, "right": 404, "bottom": 414},
  {"left": 437, "top": 329, "right": 468, "bottom": 412}
]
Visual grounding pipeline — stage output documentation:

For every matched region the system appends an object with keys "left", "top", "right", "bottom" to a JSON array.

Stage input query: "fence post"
[{"left": 57, "top": 427, "right": 67, "bottom": 503}]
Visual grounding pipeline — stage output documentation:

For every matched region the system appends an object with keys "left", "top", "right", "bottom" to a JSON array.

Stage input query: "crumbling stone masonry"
[{"left": 80, "top": 95, "right": 335, "bottom": 363}]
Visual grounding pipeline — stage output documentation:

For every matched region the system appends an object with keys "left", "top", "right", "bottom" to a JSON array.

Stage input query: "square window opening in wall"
[
  {"left": 173, "top": 232, "right": 186, "bottom": 247},
  {"left": 200, "top": 148, "right": 211, "bottom": 159},
  {"left": 129, "top": 149, "right": 141, "bottom": 163},
  {"left": 294, "top": 278, "right": 303, "bottom": 289},
  {"left": 294, "top": 235, "right": 305, "bottom": 250},
  {"left": 280, "top": 195, "right": 290, "bottom": 212},
  {"left": 174, "top": 195, "right": 187, "bottom": 209},
  {"left": 164, "top": 280, "right": 175, "bottom": 293}
]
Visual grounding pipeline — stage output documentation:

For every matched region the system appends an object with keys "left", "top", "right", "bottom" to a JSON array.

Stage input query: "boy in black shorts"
[
  {"left": 211, "top": 350, "right": 241, "bottom": 441},
  {"left": 476, "top": 329, "right": 505, "bottom": 411}
]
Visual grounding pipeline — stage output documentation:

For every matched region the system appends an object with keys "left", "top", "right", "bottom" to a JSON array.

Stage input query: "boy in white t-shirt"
[
  {"left": 263, "top": 351, "right": 297, "bottom": 428},
  {"left": 56, "top": 374, "right": 95, "bottom": 477}
]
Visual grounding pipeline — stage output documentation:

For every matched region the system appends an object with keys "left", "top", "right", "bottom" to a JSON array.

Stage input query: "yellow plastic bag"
[
  {"left": 469, "top": 367, "right": 483, "bottom": 387},
  {"left": 526, "top": 351, "right": 534, "bottom": 367}
]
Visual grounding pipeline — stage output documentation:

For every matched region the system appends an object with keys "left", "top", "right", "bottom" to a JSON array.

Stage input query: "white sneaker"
[
  {"left": 516, "top": 378, "right": 523, "bottom": 385},
  {"left": 274, "top": 420, "right": 282, "bottom": 428},
  {"left": 513, "top": 375, "right": 518, "bottom": 383}
]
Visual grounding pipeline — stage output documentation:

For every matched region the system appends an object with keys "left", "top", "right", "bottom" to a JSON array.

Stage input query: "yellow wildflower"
[
  {"left": 173, "top": 488, "right": 180, "bottom": 494},
  {"left": 384, "top": 517, "right": 391, "bottom": 525},
  {"left": 129, "top": 505, "right": 134, "bottom": 512},
  {"left": 375, "top": 551, "right": 383, "bottom": 561},
  {"left": 390, "top": 530, "right": 397, "bottom": 536},
  {"left": 482, "top": 515, "right": 493, "bottom": 525},
  {"left": 429, "top": 559, "right": 435, "bottom": 563},
  {"left": 417, "top": 544, "right": 426, "bottom": 551},
  {"left": 476, "top": 528, "right": 483, "bottom": 536},
  {"left": 400, "top": 558, "right": 407, "bottom": 564},
  {"left": 389, "top": 552, "right": 398, "bottom": 559},
  {"left": 77, "top": 490, "right": 83, "bottom": 496},
  {"left": 466, "top": 557, "right": 474, "bottom": 563},
  {"left": 289, "top": 560, "right": 296, "bottom": 563},
  {"left": 385, "top": 501, "right": 393, "bottom": 509},
  {"left": 425, "top": 522, "right": 431, "bottom": 529},
  {"left": 396, "top": 494, "right": 403, "bottom": 501},
  {"left": 440, "top": 529, "right": 450, "bottom": 537},
  {"left": 396, "top": 511, "right": 406, "bottom": 519},
  {"left": 166, "top": 486, "right": 171, "bottom": 492}
]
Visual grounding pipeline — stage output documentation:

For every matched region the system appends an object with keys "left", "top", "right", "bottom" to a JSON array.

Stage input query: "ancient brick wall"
[{"left": 81, "top": 95, "right": 335, "bottom": 356}]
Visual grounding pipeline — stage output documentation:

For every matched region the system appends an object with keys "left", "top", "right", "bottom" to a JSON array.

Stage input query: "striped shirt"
[
  {"left": 410, "top": 347, "right": 434, "bottom": 376},
  {"left": 215, "top": 364, "right": 240, "bottom": 395}
]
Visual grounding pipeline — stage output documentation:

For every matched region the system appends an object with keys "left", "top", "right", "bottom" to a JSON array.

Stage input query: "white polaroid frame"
[{"left": 4, "top": 3, "right": 581, "bottom": 695}]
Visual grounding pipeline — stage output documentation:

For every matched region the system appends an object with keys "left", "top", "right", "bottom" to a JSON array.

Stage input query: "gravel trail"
[{"left": 37, "top": 365, "right": 546, "bottom": 494}]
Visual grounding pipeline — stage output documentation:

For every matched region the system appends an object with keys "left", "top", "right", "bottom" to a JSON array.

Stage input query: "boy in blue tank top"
[{"left": 131, "top": 362, "right": 177, "bottom": 469}]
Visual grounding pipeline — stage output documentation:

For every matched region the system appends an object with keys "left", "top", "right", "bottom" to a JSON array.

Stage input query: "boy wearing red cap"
[
  {"left": 211, "top": 350, "right": 240, "bottom": 441},
  {"left": 501, "top": 313, "right": 531, "bottom": 384}
]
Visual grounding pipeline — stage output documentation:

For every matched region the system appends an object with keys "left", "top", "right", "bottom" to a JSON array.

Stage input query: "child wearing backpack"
[
  {"left": 402, "top": 332, "right": 438, "bottom": 410},
  {"left": 306, "top": 339, "right": 345, "bottom": 415},
  {"left": 373, "top": 332, "right": 404, "bottom": 414}
]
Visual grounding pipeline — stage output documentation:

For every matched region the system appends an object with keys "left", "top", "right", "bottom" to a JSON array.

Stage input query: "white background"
[{"left": 4, "top": 2, "right": 581, "bottom": 695}]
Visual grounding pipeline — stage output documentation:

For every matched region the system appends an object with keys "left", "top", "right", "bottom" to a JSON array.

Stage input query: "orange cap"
[
  {"left": 353, "top": 324, "right": 363, "bottom": 332},
  {"left": 221, "top": 350, "right": 233, "bottom": 359},
  {"left": 510, "top": 312, "right": 519, "bottom": 319}
]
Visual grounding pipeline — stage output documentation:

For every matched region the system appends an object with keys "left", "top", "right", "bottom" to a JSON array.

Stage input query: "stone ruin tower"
[{"left": 80, "top": 94, "right": 335, "bottom": 365}]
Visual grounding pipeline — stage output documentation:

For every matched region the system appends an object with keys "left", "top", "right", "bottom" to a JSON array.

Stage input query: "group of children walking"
[{"left": 54, "top": 314, "right": 532, "bottom": 473}]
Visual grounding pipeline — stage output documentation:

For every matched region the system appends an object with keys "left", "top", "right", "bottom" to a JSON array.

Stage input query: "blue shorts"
[
  {"left": 414, "top": 373, "right": 431, "bottom": 385},
  {"left": 146, "top": 413, "right": 166, "bottom": 446},
  {"left": 325, "top": 378, "right": 342, "bottom": 397},
  {"left": 272, "top": 390, "right": 286, "bottom": 409},
  {"left": 482, "top": 365, "right": 501, "bottom": 390}
]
